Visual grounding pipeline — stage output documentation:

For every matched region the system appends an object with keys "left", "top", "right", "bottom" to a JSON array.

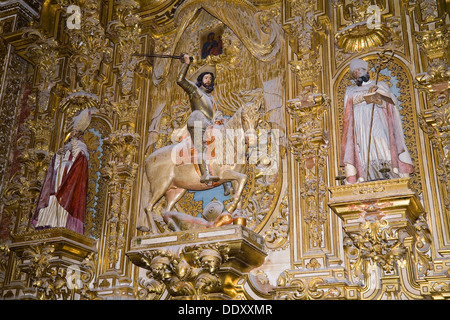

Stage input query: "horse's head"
[{"left": 241, "top": 100, "right": 262, "bottom": 147}]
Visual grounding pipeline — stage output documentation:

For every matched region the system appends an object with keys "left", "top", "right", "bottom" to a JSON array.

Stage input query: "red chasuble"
[{"left": 33, "top": 152, "right": 88, "bottom": 234}]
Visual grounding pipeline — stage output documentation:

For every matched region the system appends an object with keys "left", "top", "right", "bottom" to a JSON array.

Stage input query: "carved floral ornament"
[
  {"left": 415, "top": 24, "right": 449, "bottom": 60},
  {"left": 6, "top": 239, "right": 100, "bottom": 300},
  {"left": 137, "top": 244, "right": 230, "bottom": 299},
  {"left": 21, "top": 28, "right": 59, "bottom": 112},
  {"left": 342, "top": 211, "right": 433, "bottom": 284},
  {"left": 287, "top": 91, "right": 330, "bottom": 159},
  {"left": 276, "top": 272, "right": 346, "bottom": 300},
  {"left": 329, "top": 179, "right": 434, "bottom": 297},
  {"left": 415, "top": 58, "right": 450, "bottom": 95}
]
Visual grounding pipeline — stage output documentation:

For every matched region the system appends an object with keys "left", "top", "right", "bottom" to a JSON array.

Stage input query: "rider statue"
[{"left": 177, "top": 53, "right": 221, "bottom": 184}]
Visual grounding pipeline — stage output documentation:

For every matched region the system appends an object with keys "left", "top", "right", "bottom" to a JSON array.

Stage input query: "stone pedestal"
[{"left": 127, "top": 225, "right": 267, "bottom": 300}]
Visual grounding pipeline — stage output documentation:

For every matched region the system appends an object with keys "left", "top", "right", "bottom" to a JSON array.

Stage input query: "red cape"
[{"left": 33, "top": 152, "right": 88, "bottom": 234}]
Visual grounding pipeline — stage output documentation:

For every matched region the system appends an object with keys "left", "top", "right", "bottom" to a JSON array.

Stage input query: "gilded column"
[
  {"left": 274, "top": 0, "right": 358, "bottom": 300},
  {"left": 408, "top": 0, "right": 450, "bottom": 298},
  {"left": 287, "top": 93, "right": 330, "bottom": 255},
  {"left": 96, "top": 0, "right": 142, "bottom": 299},
  {"left": 0, "top": 3, "right": 50, "bottom": 239}
]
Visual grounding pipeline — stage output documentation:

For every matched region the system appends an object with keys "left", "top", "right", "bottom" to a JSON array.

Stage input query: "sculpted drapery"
[
  {"left": 340, "top": 59, "right": 414, "bottom": 184},
  {"left": 32, "top": 109, "right": 93, "bottom": 234},
  {"left": 152, "top": 0, "right": 283, "bottom": 86}
]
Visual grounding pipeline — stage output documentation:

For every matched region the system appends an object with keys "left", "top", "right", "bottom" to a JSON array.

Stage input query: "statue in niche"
[
  {"left": 340, "top": 58, "right": 413, "bottom": 184},
  {"left": 136, "top": 54, "right": 263, "bottom": 233},
  {"left": 32, "top": 108, "right": 95, "bottom": 234}
]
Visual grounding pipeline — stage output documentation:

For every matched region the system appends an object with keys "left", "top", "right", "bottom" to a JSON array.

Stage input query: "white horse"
[{"left": 137, "top": 101, "right": 261, "bottom": 233}]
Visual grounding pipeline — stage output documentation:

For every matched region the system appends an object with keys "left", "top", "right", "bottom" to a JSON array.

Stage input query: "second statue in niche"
[
  {"left": 32, "top": 108, "right": 94, "bottom": 234},
  {"left": 340, "top": 58, "right": 414, "bottom": 184}
]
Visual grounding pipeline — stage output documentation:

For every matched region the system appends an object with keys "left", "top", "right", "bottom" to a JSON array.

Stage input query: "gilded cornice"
[
  {"left": 0, "top": 0, "right": 41, "bottom": 18},
  {"left": 138, "top": 0, "right": 184, "bottom": 36}
]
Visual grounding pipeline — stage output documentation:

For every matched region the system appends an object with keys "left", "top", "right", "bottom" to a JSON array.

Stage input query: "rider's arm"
[{"left": 177, "top": 56, "right": 197, "bottom": 96}]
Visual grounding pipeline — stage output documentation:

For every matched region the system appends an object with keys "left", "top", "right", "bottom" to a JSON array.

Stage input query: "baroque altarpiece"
[{"left": 0, "top": 0, "right": 449, "bottom": 300}]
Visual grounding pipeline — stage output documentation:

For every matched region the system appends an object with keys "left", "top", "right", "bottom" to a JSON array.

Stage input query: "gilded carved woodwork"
[
  {"left": 0, "top": 244, "right": 9, "bottom": 289},
  {"left": 22, "top": 27, "right": 59, "bottom": 112},
  {"left": 138, "top": 244, "right": 230, "bottom": 299},
  {"left": 287, "top": 93, "right": 330, "bottom": 250},
  {"left": 411, "top": 1, "right": 450, "bottom": 291},
  {"left": 1, "top": 0, "right": 450, "bottom": 301},
  {"left": 333, "top": 0, "right": 392, "bottom": 53},
  {"left": 276, "top": 90, "right": 354, "bottom": 300},
  {"left": 106, "top": 0, "right": 144, "bottom": 127},
  {"left": 331, "top": 1, "right": 409, "bottom": 67},
  {"left": 264, "top": 193, "right": 289, "bottom": 250},
  {"left": 101, "top": 0, "right": 142, "bottom": 268},
  {"left": 102, "top": 131, "right": 139, "bottom": 267},
  {"left": 0, "top": 54, "right": 32, "bottom": 236},
  {"left": 275, "top": 270, "right": 360, "bottom": 300},
  {"left": 415, "top": 26, "right": 450, "bottom": 61},
  {"left": 284, "top": 0, "right": 327, "bottom": 90},
  {"left": 0, "top": 28, "right": 61, "bottom": 238},
  {"left": 59, "top": 0, "right": 113, "bottom": 94},
  {"left": 329, "top": 178, "right": 433, "bottom": 299},
  {"left": 138, "top": 0, "right": 185, "bottom": 36},
  {"left": 2, "top": 228, "right": 98, "bottom": 300},
  {"left": 280, "top": 0, "right": 355, "bottom": 299},
  {"left": 128, "top": 225, "right": 266, "bottom": 300}
]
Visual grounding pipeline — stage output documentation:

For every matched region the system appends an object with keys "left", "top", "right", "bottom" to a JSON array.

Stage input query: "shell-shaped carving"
[{"left": 335, "top": 22, "right": 391, "bottom": 53}]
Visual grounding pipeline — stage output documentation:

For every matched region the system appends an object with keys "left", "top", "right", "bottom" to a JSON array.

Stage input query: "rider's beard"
[{"left": 202, "top": 84, "right": 214, "bottom": 93}]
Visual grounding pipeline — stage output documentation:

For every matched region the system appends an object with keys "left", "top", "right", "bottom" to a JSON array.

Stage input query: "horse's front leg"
[{"left": 221, "top": 170, "right": 247, "bottom": 213}]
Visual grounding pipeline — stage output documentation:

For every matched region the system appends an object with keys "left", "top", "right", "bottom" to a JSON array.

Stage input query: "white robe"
[{"left": 342, "top": 79, "right": 413, "bottom": 183}]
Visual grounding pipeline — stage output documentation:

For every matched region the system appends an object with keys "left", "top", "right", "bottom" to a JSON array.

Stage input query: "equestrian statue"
[{"left": 137, "top": 54, "right": 263, "bottom": 233}]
